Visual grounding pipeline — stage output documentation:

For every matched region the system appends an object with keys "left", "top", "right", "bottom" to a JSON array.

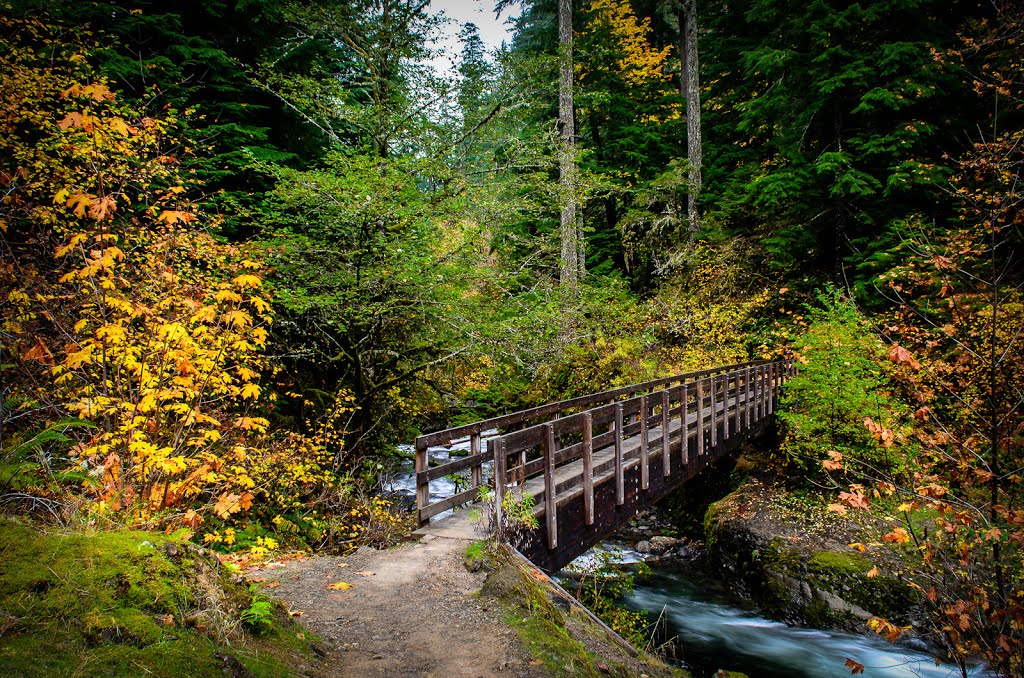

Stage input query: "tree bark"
[
  {"left": 559, "top": 0, "right": 581, "bottom": 293},
  {"left": 679, "top": 0, "right": 702, "bottom": 238}
]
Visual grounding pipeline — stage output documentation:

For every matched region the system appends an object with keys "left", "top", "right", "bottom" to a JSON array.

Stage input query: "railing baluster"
[
  {"left": 723, "top": 373, "right": 730, "bottom": 441},
  {"left": 639, "top": 395, "right": 649, "bottom": 491},
  {"left": 415, "top": 440, "right": 430, "bottom": 526},
  {"left": 696, "top": 378, "right": 705, "bottom": 456},
  {"left": 681, "top": 384, "right": 689, "bottom": 466},
  {"left": 710, "top": 375, "right": 718, "bottom": 450},
  {"left": 756, "top": 365, "right": 763, "bottom": 420},
  {"left": 493, "top": 437, "right": 506, "bottom": 536},
  {"left": 583, "top": 412, "right": 594, "bottom": 525},
  {"left": 661, "top": 389, "right": 671, "bottom": 476},
  {"left": 745, "top": 366, "right": 752, "bottom": 430},
  {"left": 732, "top": 371, "right": 741, "bottom": 435},
  {"left": 470, "top": 432, "right": 482, "bottom": 490},
  {"left": 614, "top": 403, "right": 625, "bottom": 506},
  {"left": 543, "top": 424, "right": 557, "bottom": 549}
]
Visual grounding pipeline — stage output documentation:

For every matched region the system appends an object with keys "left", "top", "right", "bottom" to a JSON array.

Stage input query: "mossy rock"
[
  {"left": 808, "top": 550, "right": 872, "bottom": 577},
  {"left": 0, "top": 518, "right": 317, "bottom": 676}
]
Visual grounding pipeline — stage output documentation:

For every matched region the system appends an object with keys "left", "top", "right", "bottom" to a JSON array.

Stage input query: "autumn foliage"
[{"left": 0, "top": 18, "right": 383, "bottom": 547}]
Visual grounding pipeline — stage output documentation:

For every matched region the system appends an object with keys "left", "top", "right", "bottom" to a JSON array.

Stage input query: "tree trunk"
[
  {"left": 679, "top": 0, "right": 702, "bottom": 238},
  {"left": 559, "top": 0, "right": 581, "bottom": 293}
]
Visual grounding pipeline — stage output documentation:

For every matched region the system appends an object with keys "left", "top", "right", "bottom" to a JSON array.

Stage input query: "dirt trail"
[{"left": 253, "top": 533, "right": 542, "bottom": 678}]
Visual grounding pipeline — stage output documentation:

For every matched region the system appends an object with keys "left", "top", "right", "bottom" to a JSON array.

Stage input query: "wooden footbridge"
[{"left": 414, "top": 359, "right": 795, "bottom": 571}]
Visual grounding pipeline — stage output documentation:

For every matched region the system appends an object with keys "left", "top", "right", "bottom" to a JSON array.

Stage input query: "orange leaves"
[
  {"left": 838, "top": 485, "right": 871, "bottom": 510},
  {"left": 867, "top": 617, "right": 911, "bottom": 642},
  {"left": 845, "top": 658, "right": 865, "bottom": 674},
  {"left": 65, "top": 192, "right": 95, "bottom": 218},
  {"left": 21, "top": 337, "right": 54, "bottom": 364},
  {"left": 63, "top": 191, "right": 117, "bottom": 221},
  {"left": 883, "top": 527, "right": 911, "bottom": 545},
  {"left": 213, "top": 492, "right": 254, "bottom": 520},
  {"left": 864, "top": 417, "right": 895, "bottom": 448},
  {"left": 61, "top": 82, "right": 115, "bottom": 103},
  {"left": 157, "top": 210, "right": 196, "bottom": 225},
  {"left": 887, "top": 344, "right": 922, "bottom": 370},
  {"left": 822, "top": 449, "right": 844, "bottom": 471}
]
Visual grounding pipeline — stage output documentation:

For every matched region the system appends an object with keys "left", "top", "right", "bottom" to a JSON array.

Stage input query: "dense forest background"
[{"left": 1, "top": 0, "right": 1021, "bottom": 673}]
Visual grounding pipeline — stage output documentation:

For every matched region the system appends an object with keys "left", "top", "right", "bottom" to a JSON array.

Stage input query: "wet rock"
[
  {"left": 635, "top": 540, "right": 652, "bottom": 554},
  {"left": 649, "top": 536, "right": 678, "bottom": 553}
]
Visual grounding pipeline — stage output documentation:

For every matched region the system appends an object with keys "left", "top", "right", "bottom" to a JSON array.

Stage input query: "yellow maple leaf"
[
  {"left": 232, "top": 274, "right": 262, "bottom": 289},
  {"left": 326, "top": 581, "right": 353, "bottom": 590},
  {"left": 240, "top": 383, "right": 261, "bottom": 400}
]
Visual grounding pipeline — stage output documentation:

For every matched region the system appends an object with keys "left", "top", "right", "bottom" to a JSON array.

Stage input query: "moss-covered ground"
[
  {"left": 0, "top": 518, "right": 319, "bottom": 677},
  {"left": 477, "top": 542, "right": 687, "bottom": 677}
]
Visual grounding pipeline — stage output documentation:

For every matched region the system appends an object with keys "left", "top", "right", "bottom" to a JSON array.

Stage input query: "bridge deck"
[{"left": 414, "top": 359, "right": 794, "bottom": 571}]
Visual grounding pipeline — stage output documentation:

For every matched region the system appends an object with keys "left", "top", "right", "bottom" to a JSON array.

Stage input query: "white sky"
[{"left": 426, "top": 0, "right": 518, "bottom": 75}]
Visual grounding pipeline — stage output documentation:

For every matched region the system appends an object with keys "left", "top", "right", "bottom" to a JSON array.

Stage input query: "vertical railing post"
[
  {"left": 493, "top": 437, "right": 506, "bottom": 537},
  {"left": 661, "top": 389, "right": 671, "bottom": 476},
  {"left": 768, "top": 362, "right": 775, "bottom": 414},
  {"left": 745, "top": 366, "right": 752, "bottom": 430},
  {"left": 614, "top": 403, "right": 625, "bottom": 506},
  {"left": 710, "top": 375, "right": 718, "bottom": 450},
  {"left": 470, "top": 431, "right": 482, "bottom": 491},
  {"left": 722, "top": 373, "right": 730, "bottom": 441},
  {"left": 756, "top": 365, "right": 763, "bottom": 420},
  {"left": 732, "top": 370, "right": 741, "bottom": 435},
  {"left": 583, "top": 412, "right": 594, "bottom": 525},
  {"left": 696, "top": 378, "right": 705, "bottom": 456},
  {"left": 415, "top": 439, "right": 430, "bottom": 526},
  {"left": 680, "top": 384, "right": 689, "bottom": 466},
  {"left": 639, "top": 395, "right": 649, "bottom": 490},
  {"left": 543, "top": 424, "right": 557, "bottom": 550}
]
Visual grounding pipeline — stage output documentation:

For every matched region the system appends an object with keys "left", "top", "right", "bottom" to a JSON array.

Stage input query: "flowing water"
[
  {"left": 385, "top": 432, "right": 497, "bottom": 518},
  {"left": 618, "top": 554, "right": 984, "bottom": 678},
  {"left": 392, "top": 445, "right": 985, "bottom": 677}
]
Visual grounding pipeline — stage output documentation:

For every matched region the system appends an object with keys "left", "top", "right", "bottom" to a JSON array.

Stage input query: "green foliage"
[
  {"left": 241, "top": 594, "right": 275, "bottom": 635},
  {"left": 565, "top": 550, "right": 653, "bottom": 648},
  {"left": 699, "top": 0, "right": 967, "bottom": 280},
  {"left": 777, "top": 288, "right": 914, "bottom": 478}
]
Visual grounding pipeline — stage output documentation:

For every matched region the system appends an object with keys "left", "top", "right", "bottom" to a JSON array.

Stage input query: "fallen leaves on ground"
[{"left": 327, "top": 581, "right": 354, "bottom": 590}]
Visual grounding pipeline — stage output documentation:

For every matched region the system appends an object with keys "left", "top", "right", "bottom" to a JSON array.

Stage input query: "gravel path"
[{"left": 252, "top": 535, "right": 544, "bottom": 678}]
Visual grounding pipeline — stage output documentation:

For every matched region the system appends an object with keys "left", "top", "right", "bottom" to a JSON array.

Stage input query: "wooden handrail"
[
  {"left": 415, "top": 360, "right": 762, "bottom": 448},
  {"left": 415, "top": 358, "right": 790, "bottom": 525}
]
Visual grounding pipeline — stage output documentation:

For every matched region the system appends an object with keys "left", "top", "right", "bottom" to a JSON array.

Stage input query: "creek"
[
  {"left": 595, "top": 543, "right": 984, "bottom": 678},
  {"left": 390, "top": 440, "right": 985, "bottom": 678}
]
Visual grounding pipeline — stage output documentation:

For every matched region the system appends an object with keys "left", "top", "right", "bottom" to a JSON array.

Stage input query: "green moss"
[
  {"left": 0, "top": 518, "right": 317, "bottom": 676},
  {"left": 803, "top": 597, "right": 846, "bottom": 628},
  {"left": 808, "top": 550, "right": 872, "bottom": 577},
  {"left": 506, "top": 611, "right": 599, "bottom": 676},
  {"left": 764, "top": 538, "right": 803, "bottom": 574},
  {"left": 703, "top": 500, "right": 724, "bottom": 552},
  {"left": 479, "top": 545, "right": 686, "bottom": 677}
]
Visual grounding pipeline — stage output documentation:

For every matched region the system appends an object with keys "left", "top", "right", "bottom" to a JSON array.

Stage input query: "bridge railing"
[
  {"left": 414, "top": 359, "right": 783, "bottom": 525},
  {"left": 492, "top": 359, "right": 794, "bottom": 548}
]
